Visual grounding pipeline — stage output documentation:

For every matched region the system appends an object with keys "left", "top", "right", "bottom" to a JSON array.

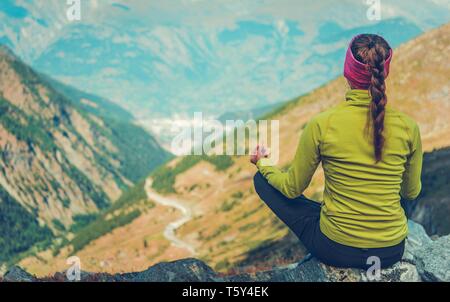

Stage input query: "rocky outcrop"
[
  {"left": 415, "top": 235, "right": 450, "bottom": 281},
  {"left": 2, "top": 266, "right": 35, "bottom": 282},
  {"left": 411, "top": 147, "right": 450, "bottom": 236},
  {"left": 2, "top": 221, "right": 449, "bottom": 282}
]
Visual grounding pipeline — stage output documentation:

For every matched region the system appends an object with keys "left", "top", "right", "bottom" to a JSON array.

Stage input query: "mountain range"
[{"left": 1, "top": 1, "right": 449, "bottom": 139}]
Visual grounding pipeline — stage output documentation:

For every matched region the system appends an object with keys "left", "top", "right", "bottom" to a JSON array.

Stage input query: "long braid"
[
  {"left": 368, "top": 43, "right": 388, "bottom": 162},
  {"left": 351, "top": 35, "right": 390, "bottom": 162}
]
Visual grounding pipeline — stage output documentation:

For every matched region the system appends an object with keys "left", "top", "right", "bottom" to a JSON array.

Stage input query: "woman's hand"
[{"left": 250, "top": 145, "right": 270, "bottom": 165}]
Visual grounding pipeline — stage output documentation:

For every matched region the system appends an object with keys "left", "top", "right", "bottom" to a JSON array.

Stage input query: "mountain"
[
  {"left": 3, "top": 221, "right": 450, "bottom": 282},
  {"left": 40, "top": 75, "right": 134, "bottom": 123},
  {"left": 0, "top": 45, "right": 170, "bottom": 263},
  {"left": 217, "top": 102, "right": 285, "bottom": 124},
  {"left": 29, "top": 17, "right": 424, "bottom": 118},
  {"left": 3, "top": 1, "right": 449, "bottom": 124},
  {"left": 16, "top": 22, "right": 450, "bottom": 276}
]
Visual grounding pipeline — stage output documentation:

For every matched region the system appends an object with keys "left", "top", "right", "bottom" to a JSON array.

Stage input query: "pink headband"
[{"left": 344, "top": 34, "right": 393, "bottom": 90}]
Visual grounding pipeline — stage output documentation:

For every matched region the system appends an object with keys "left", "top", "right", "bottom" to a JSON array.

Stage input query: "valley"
[{"left": 145, "top": 178, "right": 196, "bottom": 255}]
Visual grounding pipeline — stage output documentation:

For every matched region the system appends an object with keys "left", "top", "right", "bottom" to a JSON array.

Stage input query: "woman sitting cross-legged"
[{"left": 251, "top": 34, "right": 423, "bottom": 269}]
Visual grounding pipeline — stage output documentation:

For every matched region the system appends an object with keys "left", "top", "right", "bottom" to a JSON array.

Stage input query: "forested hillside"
[{"left": 0, "top": 45, "right": 171, "bottom": 263}]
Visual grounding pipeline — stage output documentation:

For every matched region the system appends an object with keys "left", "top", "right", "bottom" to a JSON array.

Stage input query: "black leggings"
[{"left": 253, "top": 172, "right": 405, "bottom": 269}]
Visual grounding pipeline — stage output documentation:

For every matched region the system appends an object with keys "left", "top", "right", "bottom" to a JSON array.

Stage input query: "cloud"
[
  {"left": 2, "top": 0, "right": 448, "bottom": 119},
  {"left": 112, "top": 35, "right": 131, "bottom": 44}
]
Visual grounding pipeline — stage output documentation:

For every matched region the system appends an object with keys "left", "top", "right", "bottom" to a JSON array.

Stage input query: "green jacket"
[{"left": 257, "top": 89, "right": 423, "bottom": 248}]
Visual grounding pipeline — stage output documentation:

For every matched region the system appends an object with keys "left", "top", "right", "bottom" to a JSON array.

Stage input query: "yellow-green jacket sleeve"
[
  {"left": 256, "top": 118, "right": 323, "bottom": 199},
  {"left": 400, "top": 123, "right": 423, "bottom": 200}
]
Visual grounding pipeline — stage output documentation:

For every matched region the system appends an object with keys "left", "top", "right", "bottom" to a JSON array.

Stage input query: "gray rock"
[
  {"left": 226, "top": 258, "right": 328, "bottom": 282},
  {"left": 118, "top": 258, "right": 221, "bottom": 282},
  {"left": 415, "top": 235, "right": 450, "bottom": 281},
  {"left": 360, "top": 262, "right": 420, "bottom": 282},
  {"left": 403, "top": 220, "right": 433, "bottom": 262},
  {"left": 3, "top": 221, "right": 446, "bottom": 283},
  {"left": 319, "top": 265, "right": 362, "bottom": 282},
  {"left": 3, "top": 266, "right": 35, "bottom": 282},
  {"left": 53, "top": 270, "right": 114, "bottom": 282},
  {"left": 303, "top": 258, "right": 420, "bottom": 282}
]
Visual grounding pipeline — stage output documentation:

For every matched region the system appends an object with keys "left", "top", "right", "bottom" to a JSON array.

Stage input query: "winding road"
[{"left": 145, "top": 179, "right": 196, "bottom": 255}]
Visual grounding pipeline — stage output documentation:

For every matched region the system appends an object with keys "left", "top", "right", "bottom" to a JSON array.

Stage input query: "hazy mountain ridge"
[
  {"left": 6, "top": 0, "right": 447, "bottom": 120},
  {"left": 0, "top": 46, "right": 170, "bottom": 263},
  {"left": 41, "top": 75, "right": 134, "bottom": 123},
  {"left": 4, "top": 1, "right": 448, "bottom": 150},
  {"left": 31, "top": 17, "right": 424, "bottom": 119}
]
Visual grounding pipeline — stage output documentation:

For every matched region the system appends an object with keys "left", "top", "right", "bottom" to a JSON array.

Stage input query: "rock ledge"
[{"left": 3, "top": 221, "right": 449, "bottom": 282}]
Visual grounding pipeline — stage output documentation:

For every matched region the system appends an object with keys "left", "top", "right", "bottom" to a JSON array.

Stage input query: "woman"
[{"left": 251, "top": 34, "right": 423, "bottom": 269}]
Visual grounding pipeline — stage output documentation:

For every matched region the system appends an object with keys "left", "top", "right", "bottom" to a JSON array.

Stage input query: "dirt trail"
[{"left": 145, "top": 179, "right": 196, "bottom": 255}]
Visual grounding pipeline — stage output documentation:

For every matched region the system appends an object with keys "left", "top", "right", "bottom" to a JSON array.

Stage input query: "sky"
[
  {"left": 2, "top": 0, "right": 449, "bottom": 62},
  {"left": 1, "top": 0, "right": 449, "bottom": 144}
]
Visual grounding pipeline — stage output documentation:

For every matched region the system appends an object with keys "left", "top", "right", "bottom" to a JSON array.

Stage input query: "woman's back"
[{"left": 317, "top": 89, "right": 422, "bottom": 247}]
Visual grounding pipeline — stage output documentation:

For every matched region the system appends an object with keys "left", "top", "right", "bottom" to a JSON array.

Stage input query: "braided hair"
[{"left": 351, "top": 34, "right": 391, "bottom": 162}]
